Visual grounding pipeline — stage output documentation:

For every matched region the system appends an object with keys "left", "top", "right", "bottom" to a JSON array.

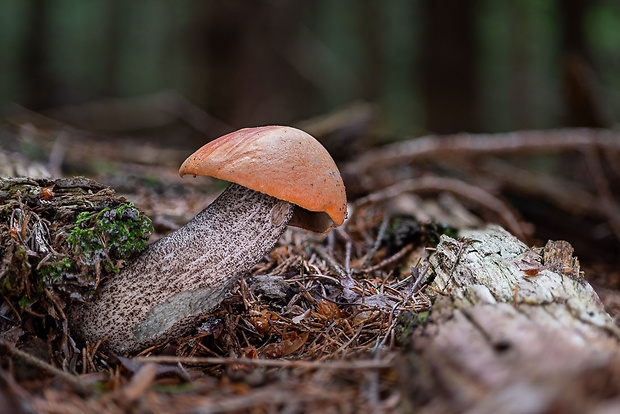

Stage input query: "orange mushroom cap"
[{"left": 179, "top": 126, "right": 347, "bottom": 232}]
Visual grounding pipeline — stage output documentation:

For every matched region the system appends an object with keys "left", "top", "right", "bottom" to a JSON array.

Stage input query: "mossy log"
[
  {"left": 399, "top": 225, "right": 620, "bottom": 413},
  {"left": 0, "top": 177, "right": 152, "bottom": 313}
]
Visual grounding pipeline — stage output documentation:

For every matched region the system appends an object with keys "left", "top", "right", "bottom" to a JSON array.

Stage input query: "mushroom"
[{"left": 72, "top": 126, "right": 347, "bottom": 353}]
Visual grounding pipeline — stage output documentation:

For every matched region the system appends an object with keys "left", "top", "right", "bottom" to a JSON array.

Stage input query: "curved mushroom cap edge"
[{"left": 179, "top": 126, "right": 347, "bottom": 233}]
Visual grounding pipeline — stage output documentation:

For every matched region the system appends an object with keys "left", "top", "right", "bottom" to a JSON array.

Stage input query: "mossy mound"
[{"left": 0, "top": 176, "right": 152, "bottom": 311}]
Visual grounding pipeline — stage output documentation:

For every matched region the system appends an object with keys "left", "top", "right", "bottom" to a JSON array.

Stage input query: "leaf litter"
[{"left": 0, "top": 175, "right": 441, "bottom": 413}]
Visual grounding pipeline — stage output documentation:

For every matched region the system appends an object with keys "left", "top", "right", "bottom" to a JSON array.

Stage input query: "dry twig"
[{"left": 346, "top": 128, "right": 620, "bottom": 179}]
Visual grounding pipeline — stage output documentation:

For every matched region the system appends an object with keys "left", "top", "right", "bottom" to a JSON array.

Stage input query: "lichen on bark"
[{"left": 399, "top": 225, "right": 620, "bottom": 413}]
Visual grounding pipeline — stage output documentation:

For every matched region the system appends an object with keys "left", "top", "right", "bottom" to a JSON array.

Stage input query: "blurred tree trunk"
[
  {"left": 509, "top": 0, "right": 532, "bottom": 129},
  {"left": 422, "top": 0, "right": 477, "bottom": 134},
  {"left": 561, "top": 0, "right": 587, "bottom": 58},
  {"left": 191, "top": 2, "right": 312, "bottom": 129},
  {"left": 103, "top": 0, "right": 123, "bottom": 96},
  {"left": 358, "top": 0, "right": 382, "bottom": 103},
  {"left": 560, "top": 0, "right": 608, "bottom": 128},
  {"left": 22, "top": 0, "right": 54, "bottom": 110},
  {"left": 200, "top": 2, "right": 265, "bottom": 126}
]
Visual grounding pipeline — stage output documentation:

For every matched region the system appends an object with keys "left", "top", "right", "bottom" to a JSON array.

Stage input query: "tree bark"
[{"left": 399, "top": 225, "right": 620, "bottom": 413}]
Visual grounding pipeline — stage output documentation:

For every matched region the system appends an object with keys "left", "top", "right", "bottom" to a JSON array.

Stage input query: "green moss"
[
  {"left": 439, "top": 225, "right": 458, "bottom": 240},
  {"left": 38, "top": 257, "right": 72, "bottom": 281},
  {"left": 394, "top": 310, "right": 430, "bottom": 347},
  {"left": 67, "top": 203, "right": 153, "bottom": 275},
  {"left": 18, "top": 294, "right": 37, "bottom": 308}
]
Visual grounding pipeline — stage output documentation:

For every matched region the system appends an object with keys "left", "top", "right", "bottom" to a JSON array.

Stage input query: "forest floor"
[{"left": 1, "top": 101, "right": 620, "bottom": 413}]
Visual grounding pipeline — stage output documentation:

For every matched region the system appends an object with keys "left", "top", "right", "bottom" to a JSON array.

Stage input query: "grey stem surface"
[{"left": 72, "top": 183, "right": 294, "bottom": 353}]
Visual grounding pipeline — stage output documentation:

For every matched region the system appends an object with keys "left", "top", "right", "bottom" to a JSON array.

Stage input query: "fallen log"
[{"left": 399, "top": 225, "right": 620, "bottom": 413}]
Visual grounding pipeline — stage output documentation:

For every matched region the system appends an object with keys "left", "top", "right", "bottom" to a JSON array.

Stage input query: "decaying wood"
[
  {"left": 399, "top": 225, "right": 620, "bottom": 413},
  {"left": 0, "top": 148, "right": 50, "bottom": 179}
]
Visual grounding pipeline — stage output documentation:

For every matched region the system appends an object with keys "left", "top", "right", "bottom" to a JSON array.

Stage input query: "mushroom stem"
[{"left": 72, "top": 183, "right": 294, "bottom": 353}]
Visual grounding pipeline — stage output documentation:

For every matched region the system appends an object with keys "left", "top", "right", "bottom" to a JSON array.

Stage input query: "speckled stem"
[{"left": 71, "top": 183, "right": 294, "bottom": 353}]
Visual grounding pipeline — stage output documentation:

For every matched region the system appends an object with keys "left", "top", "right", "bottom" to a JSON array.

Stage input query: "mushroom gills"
[{"left": 72, "top": 183, "right": 294, "bottom": 353}]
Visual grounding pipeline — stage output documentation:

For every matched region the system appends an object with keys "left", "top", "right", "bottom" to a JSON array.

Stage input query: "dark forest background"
[{"left": 1, "top": 0, "right": 619, "bottom": 142}]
